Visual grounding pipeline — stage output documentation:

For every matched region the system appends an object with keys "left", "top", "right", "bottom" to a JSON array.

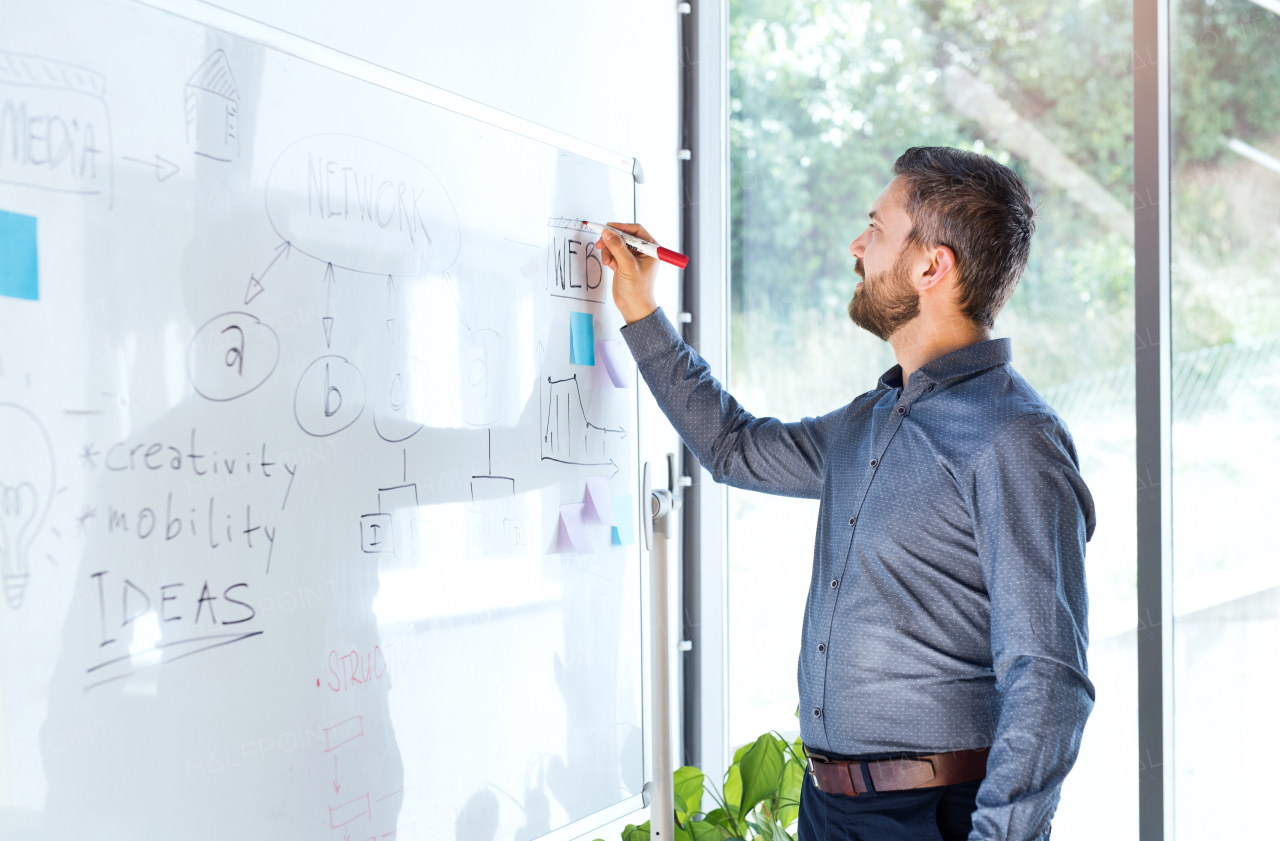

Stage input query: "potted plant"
[{"left": 602, "top": 732, "right": 808, "bottom": 841}]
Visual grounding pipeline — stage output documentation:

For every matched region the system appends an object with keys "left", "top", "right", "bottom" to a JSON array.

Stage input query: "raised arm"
[
  {"left": 599, "top": 223, "right": 842, "bottom": 498},
  {"left": 622, "top": 308, "right": 843, "bottom": 498},
  {"left": 965, "top": 412, "right": 1097, "bottom": 841}
]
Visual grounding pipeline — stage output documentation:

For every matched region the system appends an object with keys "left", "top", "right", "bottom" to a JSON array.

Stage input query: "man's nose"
[{"left": 849, "top": 230, "right": 868, "bottom": 258}]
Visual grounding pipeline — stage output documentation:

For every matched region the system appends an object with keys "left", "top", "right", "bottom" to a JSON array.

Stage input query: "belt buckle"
[
  {"left": 807, "top": 754, "right": 858, "bottom": 797},
  {"left": 806, "top": 755, "right": 826, "bottom": 786}
]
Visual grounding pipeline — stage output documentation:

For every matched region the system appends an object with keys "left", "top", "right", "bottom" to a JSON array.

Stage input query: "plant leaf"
[
  {"left": 736, "top": 733, "right": 785, "bottom": 821},
  {"left": 701, "top": 807, "right": 730, "bottom": 828},
  {"left": 723, "top": 763, "right": 742, "bottom": 814},
  {"left": 779, "top": 759, "right": 804, "bottom": 806},
  {"left": 688, "top": 820, "right": 724, "bottom": 841},
  {"left": 776, "top": 756, "right": 805, "bottom": 830},
  {"left": 621, "top": 821, "right": 650, "bottom": 841},
  {"left": 674, "top": 765, "right": 706, "bottom": 822}
]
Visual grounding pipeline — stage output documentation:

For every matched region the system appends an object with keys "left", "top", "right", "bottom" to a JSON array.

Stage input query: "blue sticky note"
[
  {"left": 570, "top": 311, "right": 595, "bottom": 366},
  {"left": 0, "top": 210, "right": 38, "bottom": 301},
  {"left": 611, "top": 494, "right": 635, "bottom": 546}
]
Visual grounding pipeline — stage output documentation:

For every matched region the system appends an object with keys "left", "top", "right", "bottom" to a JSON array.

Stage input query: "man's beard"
[{"left": 846, "top": 253, "right": 920, "bottom": 341}]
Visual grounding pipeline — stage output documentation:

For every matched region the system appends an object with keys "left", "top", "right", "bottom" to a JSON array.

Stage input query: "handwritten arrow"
[
  {"left": 323, "top": 263, "right": 336, "bottom": 347},
  {"left": 541, "top": 457, "right": 621, "bottom": 479},
  {"left": 333, "top": 754, "right": 340, "bottom": 795},
  {"left": 384, "top": 275, "right": 398, "bottom": 344},
  {"left": 122, "top": 154, "right": 180, "bottom": 182},
  {"left": 245, "top": 241, "right": 291, "bottom": 304}
]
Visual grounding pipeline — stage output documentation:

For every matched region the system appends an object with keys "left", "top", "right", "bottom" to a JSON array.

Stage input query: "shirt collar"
[{"left": 876, "top": 338, "right": 1012, "bottom": 391}]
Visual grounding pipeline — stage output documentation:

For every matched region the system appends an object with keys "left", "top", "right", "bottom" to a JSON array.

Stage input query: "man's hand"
[{"left": 596, "top": 222, "right": 660, "bottom": 324}]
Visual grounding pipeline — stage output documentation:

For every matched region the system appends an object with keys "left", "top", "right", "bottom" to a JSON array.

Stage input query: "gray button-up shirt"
[{"left": 622, "top": 309, "right": 1095, "bottom": 841}]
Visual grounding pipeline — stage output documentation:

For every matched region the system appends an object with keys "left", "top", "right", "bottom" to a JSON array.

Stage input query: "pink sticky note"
[
  {"left": 558, "top": 503, "right": 594, "bottom": 554},
  {"left": 595, "top": 340, "right": 631, "bottom": 388},
  {"left": 583, "top": 476, "right": 617, "bottom": 526}
]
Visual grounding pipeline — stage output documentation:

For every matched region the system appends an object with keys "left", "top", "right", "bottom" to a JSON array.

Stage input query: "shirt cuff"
[{"left": 619, "top": 307, "right": 682, "bottom": 365}]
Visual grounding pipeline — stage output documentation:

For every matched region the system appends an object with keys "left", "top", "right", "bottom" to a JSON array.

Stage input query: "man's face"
[{"left": 846, "top": 177, "right": 921, "bottom": 341}]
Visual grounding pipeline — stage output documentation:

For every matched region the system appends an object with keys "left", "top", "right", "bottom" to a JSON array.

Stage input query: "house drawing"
[{"left": 184, "top": 50, "right": 239, "bottom": 162}]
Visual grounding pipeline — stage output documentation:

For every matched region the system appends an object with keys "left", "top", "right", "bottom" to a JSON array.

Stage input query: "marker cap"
[{"left": 657, "top": 246, "right": 689, "bottom": 270}]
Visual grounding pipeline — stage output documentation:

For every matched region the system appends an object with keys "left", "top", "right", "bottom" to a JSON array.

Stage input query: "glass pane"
[
  {"left": 727, "top": 0, "right": 1136, "bottom": 833},
  {"left": 1171, "top": 3, "right": 1280, "bottom": 838}
]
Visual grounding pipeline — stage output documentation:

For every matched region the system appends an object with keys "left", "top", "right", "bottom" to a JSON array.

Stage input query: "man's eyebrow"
[{"left": 868, "top": 210, "right": 879, "bottom": 220}]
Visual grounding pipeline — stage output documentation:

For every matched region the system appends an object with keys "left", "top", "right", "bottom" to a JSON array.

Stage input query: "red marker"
[{"left": 580, "top": 220, "right": 690, "bottom": 269}]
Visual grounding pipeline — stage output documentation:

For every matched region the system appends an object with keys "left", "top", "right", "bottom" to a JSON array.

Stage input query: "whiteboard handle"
[{"left": 645, "top": 460, "right": 675, "bottom": 841}]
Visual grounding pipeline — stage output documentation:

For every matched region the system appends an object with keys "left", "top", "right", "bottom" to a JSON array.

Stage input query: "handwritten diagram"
[
  {"left": 294, "top": 355, "right": 366, "bottom": 438},
  {"left": 547, "top": 217, "right": 605, "bottom": 303},
  {"left": 186, "top": 311, "right": 280, "bottom": 401},
  {"left": 0, "top": 50, "right": 112, "bottom": 203},
  {"left": 184, "top": 50, "right": 240, "bottom": 163},
  {"left": 359, "top": 482, "right": 418, "bottom": 560},
  {"left": 537, "top": 347, "right": 624, "bottom": 477},
  {"left": 373, "top": 356, "right": 432, "bottom": 443},
  {"left": 0, "top": 18, "right": 643, "bottom": 839},
  {"left": 81, "top": 569, "right": 264, "bottom": 691},
  {"left": 448, "top": 328, "right": 523, "bottom": 427},
  {"left": 468, "top": 430, "right": 529, "bottom": 557},
  {"left": 264, "top": 134, "right": 461, "bottom": 277},
  {"left": 0, "top": 403, "right": 54, "bottom": 610}
]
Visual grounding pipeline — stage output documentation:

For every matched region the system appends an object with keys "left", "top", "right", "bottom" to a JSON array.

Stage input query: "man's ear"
[{"left": 917, "top": 244, "right": 956, "bottom": 293}]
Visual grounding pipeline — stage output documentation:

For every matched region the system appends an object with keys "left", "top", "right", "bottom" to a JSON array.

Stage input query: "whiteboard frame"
[
  {"left": 136, "top": 0, "right": 639, "bottom": 176},
  {"left": 110, "top": 1, "right": 654, "bottom": 838}
]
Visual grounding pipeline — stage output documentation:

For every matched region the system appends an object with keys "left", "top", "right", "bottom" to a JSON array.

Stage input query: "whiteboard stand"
[{"left": 643, "top": 457, "right": 678, "bottom": 841}]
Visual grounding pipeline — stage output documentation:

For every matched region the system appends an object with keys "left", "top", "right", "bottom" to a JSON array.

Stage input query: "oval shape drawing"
[
  {"left": 449, "top": 329, "right": 523, "bottom": 426},
  {"left": 294, "top": 355, "right": 366, "bottom": 438},
  {"left": 265, "top": 134, "right": 461, "bottom": 276},
  {"left": 187, "top": 312, "right": 280, "bottom": 402},
  {"left": 374, "top": 356, "right": 433, "bottom": 442}
]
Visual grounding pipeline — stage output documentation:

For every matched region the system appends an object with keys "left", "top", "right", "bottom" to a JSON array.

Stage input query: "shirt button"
[
  {"left": 818, "top": 643, "right": 826, "bottom": 653},
  {"left": 813, "top": 707, "right": 822, "bottom": 718},
  {"left": 869, "top": 458, "right": 878, "bottom": 468},
  {"left": 897, "top": 406, "right": 906, "bottom": 415},
  {"left": 927, "top": 383, "right": 935, "bottom": 392},
  {"left": 830, "top": 579, "right": 839, "bottom": 589},
  {"left": 848, "top": 517, "right": 856, "bottom": 526}
]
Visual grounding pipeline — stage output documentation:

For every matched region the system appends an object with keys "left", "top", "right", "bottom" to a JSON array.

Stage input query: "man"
[{"left": 597, "top": 147, "right": 1095, "bottom": 841}]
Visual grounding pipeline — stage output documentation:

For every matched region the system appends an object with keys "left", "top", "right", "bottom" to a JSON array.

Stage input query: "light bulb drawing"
[{"left": 0, "top": 404, "right": 55, "bottom": 611}]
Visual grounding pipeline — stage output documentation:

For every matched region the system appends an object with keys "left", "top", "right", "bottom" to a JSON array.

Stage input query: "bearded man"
[{"left": 597, "top": 146, "right": 1095, "bottom": 841}]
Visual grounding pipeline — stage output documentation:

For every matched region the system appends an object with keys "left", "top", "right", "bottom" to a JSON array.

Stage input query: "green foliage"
[
  {"left": 729, "top": 0, "right": 1280, "bottom": 392},
  {"left": 736, "top": 734, "right": 786, "bottom": 821},
  {"left": 601, "top": 733, "right": 809, "bottom": 841},
  {"left": 674, "top": 766, "right": 706, "bottom": 827}
]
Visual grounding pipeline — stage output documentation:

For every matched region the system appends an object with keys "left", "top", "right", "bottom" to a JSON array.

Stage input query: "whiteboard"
[{"left": 0, "top": 1, "right": 647, "bottom": 839}]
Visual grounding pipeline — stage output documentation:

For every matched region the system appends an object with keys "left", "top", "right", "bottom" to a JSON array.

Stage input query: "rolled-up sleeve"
[
  {"left": 621, "top": 307, "right": 844, "bottom": 499},
  {"left": 965, "top": 411, "right": 1097, "bottom": 841}
]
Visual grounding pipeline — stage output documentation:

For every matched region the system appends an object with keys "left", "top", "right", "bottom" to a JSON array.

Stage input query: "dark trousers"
[{"left": 797, "top": 772, "right": 981, "bottom": 841}]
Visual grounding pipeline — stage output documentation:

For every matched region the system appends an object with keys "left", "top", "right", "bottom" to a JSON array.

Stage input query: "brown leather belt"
[{"left": 806, "top": 747, "right": 990, "bottom": 796}]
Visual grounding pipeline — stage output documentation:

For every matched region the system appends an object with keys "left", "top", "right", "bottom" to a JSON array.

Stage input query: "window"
[
  {"left": 1170, "top": 2, "right": 1280, "bottom": 837},
  {"left": 726, "top": 0, "right": 1136, "bottom": 832}
]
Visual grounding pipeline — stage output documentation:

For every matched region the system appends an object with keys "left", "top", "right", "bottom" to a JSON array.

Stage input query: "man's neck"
[{"left": 889, "top": 315, "right": 991, "bottom": 387}]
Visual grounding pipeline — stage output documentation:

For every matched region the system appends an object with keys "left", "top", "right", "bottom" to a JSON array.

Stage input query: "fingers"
[
  {"left": 598, "top": 228, "right": 640, "bottom": 276},
  {"left": 596, "top": 240, "right": 618, "bottom": 271},
  {"left": 605, "top": 221, "right": 656, "bottom": 243}
]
